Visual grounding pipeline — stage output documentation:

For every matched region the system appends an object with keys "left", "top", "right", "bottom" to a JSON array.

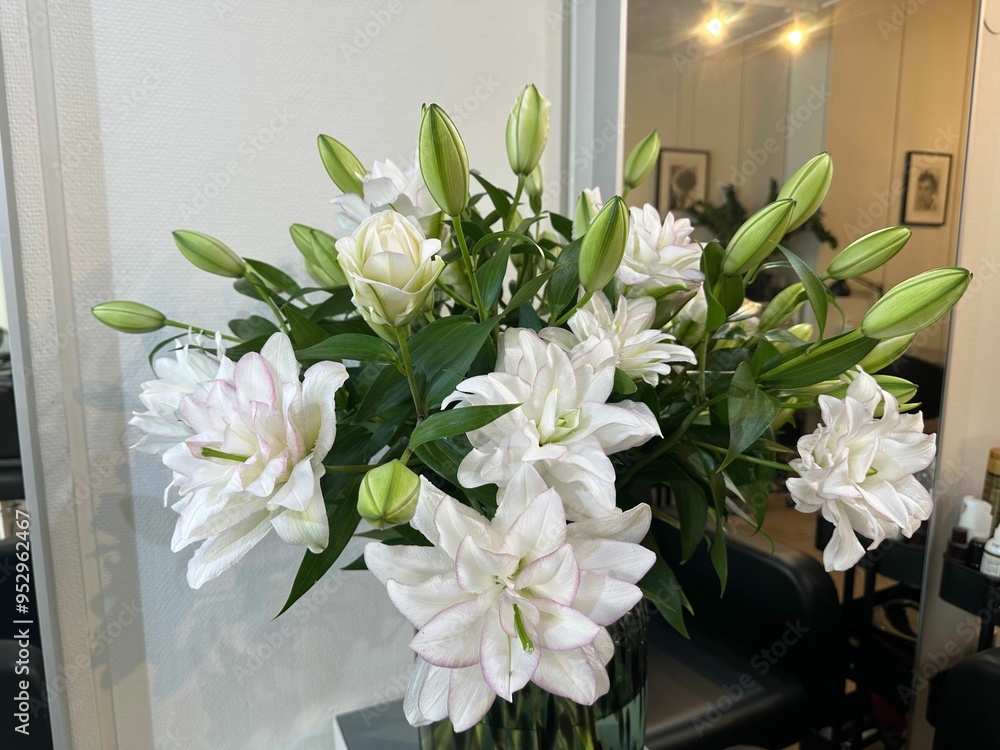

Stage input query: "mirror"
[{"left": 624, "top": 0, "right": 978, "bottom": 745}]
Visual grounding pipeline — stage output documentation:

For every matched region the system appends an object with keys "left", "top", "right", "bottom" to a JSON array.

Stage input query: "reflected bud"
[
  {"left": 758, "top": 282, "right": 807, "bottom": 333},
  {"left": 857, "top": 333, "right": 915, "bottom": 373},
  {"left": 623, "top": 130, "right": 660, "bottom": 191},
  {"left": 861, "top": 267, "right": 971, "bottom": 339},
  {"left": 825, "top": 227, "right": 910, "bottom": 280},
  {"left": 722, "top": 199, "right": 795, "bottom": 277},
  {"left": 777, "top": 152, "right": 833, "bottom": 232}
]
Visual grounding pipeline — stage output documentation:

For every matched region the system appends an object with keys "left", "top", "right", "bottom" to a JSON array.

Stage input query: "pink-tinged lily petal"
[
  {"left": 533, "top": 598, "right": 601, "bottom": 651},
  {"left": 434, "top": 495, "right": 502, "bottom": 558},
  {"left": 571, "top": 571, "right": 644, "bottom": 626},
  {"left": 233, "top": 352, "right": 278, "bottom": 408},
  {"left": 479, "top": 612, "right": 540, "bottom": 701},
  {"left": 569, "top": 537, "right": 656, "bottom": 584},
  {"left": 186, "top": 509, "right": 273, "bottom": 588},
  {"left": 567, "top": 504, "right": 651, "bottom": 545},
  {"left": 411, "top": 478, "right": 450, "bottom": 546},
  {"left": 410, "top": 596, "right": 492, "bottom": 668},
  {"left": 269, "top": 491, "right": 328, "bottom": 553},
  {"left": 456, "top": 536, "right": 518, "bottom": 594},
  {"left": 403, "top": 657, "right": 450, "bottom": 726},
  {"left": 503, "top": 488, "right": 567, "bottom": 560},
  {"left": 531, "top": 647, "right": 601, "bottom": 704},
  {"left": 514, "top": 545, "right": 581, "bottom": 606},
  {"left": 387, "top": 575, "right": 472, "bottom": 629},
  {"left": 364, "top": 543, "right": 453, "bottom": 587},
  {"left": 259, "top": 332, "right": 301, "bottom": 386},
  {"left": 448, "top": 665, "right": 497, "bottom": 732}
]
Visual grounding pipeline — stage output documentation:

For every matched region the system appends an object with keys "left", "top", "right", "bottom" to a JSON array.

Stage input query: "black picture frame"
[
  {"left": 655, "top": 148, "right": 710, "bottom": 215},
  {"left": 902, "top": 151, "right": 952, "bottom": 227}
]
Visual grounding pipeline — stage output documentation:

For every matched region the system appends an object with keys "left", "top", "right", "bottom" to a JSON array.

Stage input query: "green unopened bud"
[
  {"left": 788, "top": 323, "right": 814, "bottom": 342},
  {"left": 777, "top": 153, "right": 833, "bottom": 232},
  {"left": 419, "top": 104, "right": 470, "bottom": 217},
  {"left": 317, "top": 135, "right": 365, "bottom": 196},
  {"left": 623, "top": 130, "right": 660, "bottom": 191},
  {"left": 173, "top": 230, "right": 246, "bottom": 278},
  {"left": 825, "top": 227, "right": 911, "bottom": 280},
  {"left": 758, "top": 283, "right": 807, "bottom": 333},
  {"left": 722, "top": 199, "right": 795, "bottom": 277},
  {"left": 578, "top": 196, "right": 629, "bottom": 293},
  {"left": 573, "top": 189, "right": 602, "bottom": 240},
  {"left": 357, "top": 460, "right": 420, "bottom": 530},
  {"left": 861, "top": 267, "right": 971, "bottom": 339},
  {"left": 506, "top": 84, "right": 550, "bottom": 177},
  {"left": 526, "top": 165, "right": 544, "bottom": 215},
  {"left": 290, "top": 224, "right": 347, "bottom": 287},
  {"left": 92, "top": 301, "right": 166, "bottom": 333},
  {"left": 857, "top": 333, "right": 915, "bottom": 373}
]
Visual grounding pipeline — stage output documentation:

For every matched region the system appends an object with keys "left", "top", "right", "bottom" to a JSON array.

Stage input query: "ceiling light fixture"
[
  {"left": 786, "top": 27, "right": 805, "bottom": 46},
  {"left": 705, "top": 17, "right": 724, "bottom": 37}
]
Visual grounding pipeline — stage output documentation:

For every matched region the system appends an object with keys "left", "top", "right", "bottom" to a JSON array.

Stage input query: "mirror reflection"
[{"left": 624, "top": 0, "right": 977, "bottom": 746}]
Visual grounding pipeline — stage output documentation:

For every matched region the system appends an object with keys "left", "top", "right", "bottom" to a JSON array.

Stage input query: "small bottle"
[
  {"left": 982, "top": 448, "right": 1000, "bottom": 533},
  {"left": 980, "top": 527, "right": 1000, "bottom": 580}
]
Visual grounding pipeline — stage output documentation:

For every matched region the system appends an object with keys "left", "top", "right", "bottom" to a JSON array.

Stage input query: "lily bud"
[
  {"left": 506, "top": 84, "right": 550, "bottom": 177},
  {"left": 419, "top": 104, "right": 470, "bottom": 217},
  {"left": 357, "top": 460, "right": 420, "bottom": 530},
  {"left": 317, "top": 135, "right": 365, "bottom": 196},
  {"left": 825, "top": 227, "right": 910, "bottom": 280},
  {"left": 788, "top": 323, "right": 814, "bottom": 342},
  {"left": 578, "top": 196, "right": 629, "bottom": 293},
  {"left": 777, "top": 153, "right": 833, "bottom": 232},
  {"left": 722, "top": 199, "right": 795, "bottom": 277},
  {"left": 92, "top": 301, "right": 166, "bottom": 333},
  {"left": 526, "top": 165, "right": 544, "bottom": 215},
  {"left": 623, "top": 130, "right": 660, "bottom": 191},
  {"left": 290, "top": 224, "right": 348, "bottom": 288},
  {"left": 758, "top": 283, "right": 807, "bottom": 333},
  {"left": 857, "top": 333, "right": 915, "bottom": 373},
  {"left": 573, "top": 188, "right": 602, "bottom": 240},
  {"left": 861, "top": 267, "right": 971, "bottom": 339},
  {"left": 172, "top": 230, "right": 246, "bottom": 278}
]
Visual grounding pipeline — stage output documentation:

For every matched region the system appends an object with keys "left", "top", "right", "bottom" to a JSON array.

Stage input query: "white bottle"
[{"left": 980, "top": 526, "right": 1000, "bottom": 579}]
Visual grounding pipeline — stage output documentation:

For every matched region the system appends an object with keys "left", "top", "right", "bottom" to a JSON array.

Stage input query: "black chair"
[
  {"left": 929, "top": 648, "right": 1000, "bottom": 749},
  {"left": 646, "top": 523, "right": 842, "bottom": 749}
]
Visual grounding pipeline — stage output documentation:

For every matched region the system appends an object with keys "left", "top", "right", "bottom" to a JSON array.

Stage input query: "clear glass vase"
[{"left": 417, "top": 604, "right": 648, "bottom": 750}]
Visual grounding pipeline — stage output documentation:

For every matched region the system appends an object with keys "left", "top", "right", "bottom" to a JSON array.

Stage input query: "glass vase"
[{"left": 417, "top": 604, "right": 648, "bottom": 750}]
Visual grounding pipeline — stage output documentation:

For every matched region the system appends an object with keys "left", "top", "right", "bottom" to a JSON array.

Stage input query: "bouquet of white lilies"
[{"left": 95, "top": 83, "right": 969, "bottom": 733}]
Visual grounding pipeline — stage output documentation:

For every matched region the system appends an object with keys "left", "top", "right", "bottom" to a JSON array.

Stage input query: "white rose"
[
  {"left": 335, "top": 209, "right": 444, "bottom": 328},
  {"left": 787, "top": 369, "right": 936, "bottom": 571}
]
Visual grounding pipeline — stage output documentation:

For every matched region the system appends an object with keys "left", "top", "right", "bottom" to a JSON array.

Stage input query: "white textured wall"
[{"left": 0, "top": 1, "right": 565, "bottom": 748}]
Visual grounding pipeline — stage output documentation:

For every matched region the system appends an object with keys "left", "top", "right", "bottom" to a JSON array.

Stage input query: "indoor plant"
[{"left": 93, "top": 84, "right": 969, "bottom": 747}]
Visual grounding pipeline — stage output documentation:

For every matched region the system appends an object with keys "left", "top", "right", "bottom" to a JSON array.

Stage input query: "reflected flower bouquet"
[{"left": 95, "top": 84, "right": 969, "bottom": 731}]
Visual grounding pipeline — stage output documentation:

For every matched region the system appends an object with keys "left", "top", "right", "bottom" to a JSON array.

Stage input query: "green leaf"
[
  {"left": 147, "top": 332, "right": 190, "bottom": 371},
  {"left": 413, "top": 436, "right": 498, "bottom": 512},
  {"left": 228, "top": 315, "right": 279, "bottom": 340},
  {"left": 613, "top": 369, "right": 638, "bottom": 395},
  {"left": 710, "top": 530, "right": 728, "bottom": 595},
  {"left": 245, "top": 258, "right": 301, "bottom": 295},
  {"left": 476, "top": 242, "right": 512, "bottom": 310},
  {"left": 700, "top": 243, "right": 728, "bottom": 333},
  {"left": 517, "top": 302, "right": 544, "bottom": 332},
  {"left": 750, "top": 339, "right": 780, "bottom": 375},
  {"left": 297, "top": 334, "right": 398, "bottom": 365},
  {"left": 409, "top": 404, "right": 519, "bottom": 450},
  {"left": 720, "top": 362, "right": 781, "bottom": 471},
  {"left": 776, "top": 245, "right": 828, "bottom": 339},
  {"left": 303, "top": 287, "right": 355, "bottom": 320},
  {"left": 283, "top": 304, "right": 330, "bottom": 349},
  {"left": 471, "top": 172, "right": 512, "bottom": 224},
  {"left": 760, "top": 330, "right": 878, "bottom": 389},
  {"left": 355, "top": 364, "right": 410, "bottom": 422},
  {"left": 549, "top": 212, "right": 573, "bottom": 241},
  {"left": 276, "top": 473, "right": 362, "bottom": 617},
  {"left": 225, "top": 334, "right": 271, "bottom": 358},
  {"left": 411, "top": 316, "right": 499, "bottom": 408},
  {"left": 507, "top": 267, "right": 556, "bottom": 311},
  {"left": 640, "top": 556, "right": 690, "bottom": 638},
  {"left": 545, "top": 240, "right": 582, "bottom": 320}
]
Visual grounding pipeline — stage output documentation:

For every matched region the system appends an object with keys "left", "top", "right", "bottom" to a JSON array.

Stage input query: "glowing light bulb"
[
  {"left": 705, "top": 17, "right": 724, "bottom": 36},
  {"left": 787, "top": 28, "right": 805, "bottom": 46}
]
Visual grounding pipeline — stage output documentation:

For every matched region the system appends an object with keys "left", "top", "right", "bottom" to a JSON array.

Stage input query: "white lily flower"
[
  {"left": 787, "top": 369, "right": 936, "bottom": 571},
  {"left": 540, "top": 294, "right": 696, "bottom": 386},
  {"left": 444, "top": 328, "right": 661, "bottom": 520},
  {"left": 618, "top": 204, "right": 704, "bottom": 324},
  {"left": 364, "top": 466, "right": 655, "bottom": 730},
  {"left": 159, "top": 333, "right": 348, "bottom": 588},
  {"left": 129, "top": 332, "right": 231, "bottom": 456},
  {"left": 329, "top": 158, "right": 440, "bottom": 239},
  {"left": 335, "top": 209, "right": 444, "bottom": 329}
]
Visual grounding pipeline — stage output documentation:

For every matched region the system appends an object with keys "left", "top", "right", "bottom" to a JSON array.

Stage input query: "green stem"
[
  {"left": 505, "top": 175, "right": 525, "bottom": 232},
  {"left": 552, "top": 290, "right": 593, "bottom": 327},
  {"left": 321, "top": 463, "right": 375, "bottom": 474},
  {"left": 690, "top": 438, "right": 793, "bottom": 472},
  {"left": 616, "top": 393, "right": 726, "bottom": 489},
  {"left": 451, "top": 217, "right": 489, "bottom": 321},
  {"left": 164, "top": 320, "right": 241, "bottom": 342},
  {"left": 245, "top": 271, "right": 290, "bottom": 336},
  {"left": 395, "top": 328, "right": 426, "bottom": 419},
  {"left": 697, "top": 336, "right": 709, "bottom": 399},
  {"left": 622, "top": 185, "right": 631, "bottom": 201}
]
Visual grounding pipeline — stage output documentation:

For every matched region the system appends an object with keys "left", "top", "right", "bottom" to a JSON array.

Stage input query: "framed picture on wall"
[
  {"left": 902, "top": 151, "right": 952, "bottom": 226},
  {"left": 656, "top": 148, "right": 710, "bottom": 214}
]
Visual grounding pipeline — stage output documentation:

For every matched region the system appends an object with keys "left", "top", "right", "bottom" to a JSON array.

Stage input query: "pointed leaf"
[
  {"left": 720, "top": 362, "right": 781, "bottom": 471},
  {"left": 297, "top": 334, "right": 398, "bottom": 365},
  {"left": 776, "top": 245, "right": 827, "bottom": 338},
  {"left": 409, "top": 404, "right": 520, "bottom": 450}
]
